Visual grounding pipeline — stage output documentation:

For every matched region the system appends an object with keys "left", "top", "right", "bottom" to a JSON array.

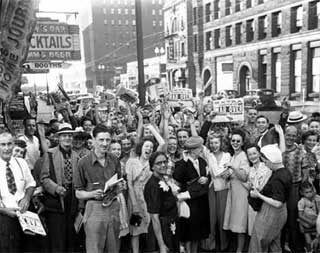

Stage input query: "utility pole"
[{"left": 135, "top": 0, "right": 145, "bottom": 106}]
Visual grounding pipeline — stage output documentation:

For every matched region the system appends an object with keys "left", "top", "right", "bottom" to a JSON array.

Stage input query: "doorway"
[{"left": 239, "top": 65, "right": 251, "bottom": 96}]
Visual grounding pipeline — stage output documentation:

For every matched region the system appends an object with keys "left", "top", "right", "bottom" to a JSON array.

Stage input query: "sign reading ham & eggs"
[{"left": 212, "top": 98, "right": 245, "bottom": 123}]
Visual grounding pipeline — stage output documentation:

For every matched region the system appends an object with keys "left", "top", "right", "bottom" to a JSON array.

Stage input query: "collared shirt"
[
  {"left": 18, "top": 135, "right": 40, "bottom": 170},
  {"left": 59, "top": 145, "right": 72, "bottom": 159},
  {"left": 73, "top": 150, "right": 121, "bottom": 192},
  {"left": 0, "top": 157, "right": 36, "bottom": 208},
  {"left": 283, "top": 144, "right": 307, "bottom": 183}
]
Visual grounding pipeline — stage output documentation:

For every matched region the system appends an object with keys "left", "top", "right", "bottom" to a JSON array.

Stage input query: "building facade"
[
  {"left": 80, "top": 0, "right": 164, "bottom": 92},
  {"left": 198, "top": 0, "right": 320, "bottom": 99}
]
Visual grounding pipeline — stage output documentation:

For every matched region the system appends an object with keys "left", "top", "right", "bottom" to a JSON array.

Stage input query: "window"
[
  {"left": 272, "top": 12, "right": 282, "bottom": 37},
  {"left": 226, "top": 25, "right": 232, "bottom": 46},
  {"left": 225, "top": 0, "right": 232, "bottom": 16},
  {"left": 125, "top": 9, "right": 128, "bottom": 14},
  {"left": 312, "top": 47, "right": 320, "bottom": 92},
  {"left": 152, "top": 0, "right": 155, "bottom": 4},
  {"left": 103, "top": 8, "right": 106, "bottom": 14},
  {"left": 194, "top": 34, "right": 198, "bottom": 52},
  {"left": 159, "top": 20, "right": 163, "bottom": 26},
  {"left": 111, "top": 20, "right": 115, "bottom": 25},
  {"left": 111, "top": 8, "right": 114, "bottom": 14},
  {"left": 205, "top": 31, "right": 212, "bottom": 51},
  {"left": 132, "top": 20, "right": 136, "bottom": 25},
  {"left": 104, "top": 19, "right": 108, "bottom": 25},
  {"left": 118, "top": 20, "right": 122, "bottom": 25},
  {"left": 272, "top": 50, "right": 281, "bottom": 92},
  {"left": 152, "top": 9, "right": 156, "bottom": 15},
  {"left": 132, "top": 9, "right": 135, "bottom": 15},
  {"left": 181, "top": 42, "right": 186, "bottom": 56},
  {"left": 153, "top": 20, "right": 156, "bottom": 26},
  {"left": 293, "top": 49, "right": 302, "bottom": 92},
  {"left": 118, "top": 9, "right": 121, "bottom": 14},
  {"left": 291, "top": 6, "right": 303, "bottom": 33},
  {"left": 309, "top": 1, "right": 319, "bottom": 30},
  {"left": 131, "top": 0, "right": 134, "bottom": 5},
  {"left": 258, "top": 16, "right": 268, "bottom": 40},
  {"left": 246, "top": 19, "right": 254, "bottom": 42},
  {"left": 159, "top": 0, "right": 162, "bottom": 4},
  {"left": 193, "top": 7, "right": 197, "bottom": 25},
  {"left": 235, "top": 23, "right": 242, "bottom": 44},
  {"left": 159, "top": 10, "right": 162, "bottom": 15},
  {"left": 236, "top": 0, "right": 244, "bottom": 12},
  {"left": 214, "top": 0, "right": 220, "bottom": 19},
  {"left": 124, "top": 0, "right": 128, "bottom": 4},
  {"left": 258, "top": 0, "right": 264, "bottom": 4},
  {"left": 125, "top": 20, "right": 129, "bottom": 25},
  {"left": 214, "top": 29, "right": 221, "bottom": 48},
  {"left": 247, "top": 0, "right": 252, "bottom": 8},
  {"left": 259, "top": 53, "right": 267, "bottom": 88},
  {"left": 205, "top": 3, "right": 212, "bottom": 22}
]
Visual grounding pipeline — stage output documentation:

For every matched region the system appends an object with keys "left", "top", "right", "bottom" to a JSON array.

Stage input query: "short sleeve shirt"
[
  {"left": 298, "top": 195, "right": 320, "bottom": 216},
  {"left": 261, "top": 167, "right": 292, "bottom": 203},
  {"left": 144, "top": 175, "right": 178, "bottom": 218}
]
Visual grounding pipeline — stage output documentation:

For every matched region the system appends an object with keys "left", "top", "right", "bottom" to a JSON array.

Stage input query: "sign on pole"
[
  {"left": 27, "top": 19, "right": 81, "bottom": 61},
  {"left": 212, "top": 98, "right": 245, "bottom": 122}
]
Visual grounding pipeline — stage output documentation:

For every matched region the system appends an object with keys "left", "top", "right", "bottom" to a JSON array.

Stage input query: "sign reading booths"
[
  {"left": 212, "top": 98, "right": 245, "bottom": 122},
  {"left": 27, "top": 19, "right": 81, "bottom": 61}
]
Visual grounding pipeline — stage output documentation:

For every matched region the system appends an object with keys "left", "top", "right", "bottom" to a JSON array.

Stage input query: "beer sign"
[{"left": 27, "top": 19, "right": 81, "bottom": 61}]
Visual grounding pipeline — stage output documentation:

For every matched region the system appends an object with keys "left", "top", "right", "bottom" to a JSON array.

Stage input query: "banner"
[
  {"left": 0, "top": 0, "right": 36, "bottom": 101},
  {"left": 212, "top": 98, "right": 245, "bottom": 122}
]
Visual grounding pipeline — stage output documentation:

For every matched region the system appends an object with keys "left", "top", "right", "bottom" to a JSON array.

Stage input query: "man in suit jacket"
[{"left": 40, "top": 123, "right": 80, "bottom": 252}]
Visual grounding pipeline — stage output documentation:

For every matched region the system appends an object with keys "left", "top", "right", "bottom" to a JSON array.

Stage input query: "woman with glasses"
[
  {"left": 245, "top": 144, "right": 272, "bottom": 236},
  {"left": 248, "top": 145, "right": 292, "bottom": 253},
  {"left": 223, "top": 129, "right": 250, "bottom": 253},
  {"left": 173, "top": 136, "right": 210, "bottom": 253},
  {"left": 144, "top": 151, "right": 180, "bottom": 253}
]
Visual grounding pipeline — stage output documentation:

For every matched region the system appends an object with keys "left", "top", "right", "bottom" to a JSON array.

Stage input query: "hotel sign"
[{"left": 27, "top": 19, "right": 81, "bottom": 61}]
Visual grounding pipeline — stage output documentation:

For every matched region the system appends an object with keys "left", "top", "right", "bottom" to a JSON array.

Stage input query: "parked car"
[
  {"left": 244, "top": 89, "right": 277, "bottom": 108},
  {"left": 213, "top": 90, "right": 240, "bottom": 100}
]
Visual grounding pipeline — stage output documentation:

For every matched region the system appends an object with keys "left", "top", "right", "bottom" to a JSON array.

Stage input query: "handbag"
[
  {"left": 248, "top": 195, "right": 263, "bottom": 212},
  {"left": 129, "top": 213, "right": 142, "bottom": 227}
]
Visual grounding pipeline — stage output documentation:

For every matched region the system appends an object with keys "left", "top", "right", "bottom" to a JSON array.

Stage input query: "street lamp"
[{"left": 98, "top": 64, "right": 105, "bottom": 87}]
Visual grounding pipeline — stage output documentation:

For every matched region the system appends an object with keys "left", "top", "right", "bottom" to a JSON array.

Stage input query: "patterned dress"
[{"left": 126, "top": 157, "right": 152, "bottom": 236}]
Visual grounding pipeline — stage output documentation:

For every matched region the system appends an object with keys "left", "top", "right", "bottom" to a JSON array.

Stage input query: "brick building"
[
  {"left": 195, "top": 0, "right": 320, "bottom": 99},
  {"left": 80, "top": 0, "right": 164, "bottom": 92}
]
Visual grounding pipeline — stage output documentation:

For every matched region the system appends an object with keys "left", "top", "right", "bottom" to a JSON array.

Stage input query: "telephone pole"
[{"left": 135, "top": 0, "right": 146, "bottom": 106}]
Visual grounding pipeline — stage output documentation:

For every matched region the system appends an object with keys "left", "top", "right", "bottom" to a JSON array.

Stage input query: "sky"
[{"left": 39, "top": 0, "right": 81, "bottom": 13}]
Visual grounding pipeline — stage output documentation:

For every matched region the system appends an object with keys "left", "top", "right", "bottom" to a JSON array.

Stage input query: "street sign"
[{"left": 27, "top": 19, "right": 81, "bottom": 61}]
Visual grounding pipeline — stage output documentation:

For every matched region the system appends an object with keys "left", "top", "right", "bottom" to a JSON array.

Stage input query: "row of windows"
[
  {"left": 103, "top": 19, "right": 162, "bottom": 26},
  {"left": 103, "top": 0, "right": 134, "bottom": 5},
  {"left": 257, "top": 46, "right": 320, "bottom": 94},
  {"left": 197, "top": 0, "right": 320, "bottom": 24},
  {"left": 203, "top": 3, "right": 320, "bottom": 51},
  {"left": 166, "top": 40, "right": 187, "bottom": 60},
  {"left": 103, "top": 8, "right": 162, "bottom": 15}
]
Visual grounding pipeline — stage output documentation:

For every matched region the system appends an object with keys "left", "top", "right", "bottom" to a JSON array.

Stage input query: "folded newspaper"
[
  {"left": 16, "top": 211, "right": 46, "bottom": 236},
  {"left": 102, "top": 174, "right": 124, "bottom": 207}
]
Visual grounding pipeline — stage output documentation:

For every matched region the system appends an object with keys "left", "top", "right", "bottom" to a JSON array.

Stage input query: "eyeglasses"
[
  {"left": 231, "top": 139, "right": 241, "bottom": 143},
  {"left": 155, "top": 160, "right": 168, "bottom": 166}
]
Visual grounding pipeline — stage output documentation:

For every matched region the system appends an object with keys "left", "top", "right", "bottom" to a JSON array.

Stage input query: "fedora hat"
[
  {"left": 184, "top": 136, "right": 204, "bottom": 150},
  {"left": 57, "top": 123, "right": 75, "bottom": 135},
  {"left": 287, "top": 111, "right": 307, "bottom": 124}
]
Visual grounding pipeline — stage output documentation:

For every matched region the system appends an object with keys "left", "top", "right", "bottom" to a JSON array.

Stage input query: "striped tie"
[{"left": 6, "top": 161, "right": 17, "bottom": 195}]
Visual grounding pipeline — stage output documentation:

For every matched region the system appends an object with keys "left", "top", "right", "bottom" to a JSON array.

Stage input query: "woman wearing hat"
[
  {"left": 173, "top": 136, "right": 210, "bottom": 253},
  {"left": 248, "top": 145, "right": 292, "bottom": 253}
]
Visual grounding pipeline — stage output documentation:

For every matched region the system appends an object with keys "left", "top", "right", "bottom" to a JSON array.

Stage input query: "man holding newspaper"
[
  {"left": 74, "top": 125, "right": 126, "bottom": 253},
  {"left": 0, "top": 131, "right": 36, "bottom": 251}
]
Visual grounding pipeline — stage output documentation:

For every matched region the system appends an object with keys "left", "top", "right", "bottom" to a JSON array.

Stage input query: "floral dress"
[
  {"left": 126, "top": 157, "right": 152, "bottom": 236},
  {"left": 247, "top": 162, "right": 272, "bottom": 235}
]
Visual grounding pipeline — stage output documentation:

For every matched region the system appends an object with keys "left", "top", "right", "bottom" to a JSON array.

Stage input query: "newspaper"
[{"left": 16, "top": 211, "right": 46, "bottom": 236}]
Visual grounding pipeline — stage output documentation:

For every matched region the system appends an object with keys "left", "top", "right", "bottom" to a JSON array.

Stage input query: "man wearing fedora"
[
  {"left": 287, "top": 111, "right": 308, "bottom": 144},
  {"left": 40, "top": 123, "right": 81, "bottom": 252}
]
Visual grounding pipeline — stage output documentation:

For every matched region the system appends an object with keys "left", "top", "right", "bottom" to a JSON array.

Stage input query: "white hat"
[
  {"left": 287, "top": 111, "right": 307, "bottom": 124},
  {"left": 57, "top": 123, "right": 75, "bottom": 135},
  {"left": 261, "top": 144, "right": 282, "bottom": 164}
]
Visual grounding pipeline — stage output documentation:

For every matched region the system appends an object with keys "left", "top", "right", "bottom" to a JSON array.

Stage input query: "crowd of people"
[{"left": 1, "top": 94, "right": 320, "bottom": 253}]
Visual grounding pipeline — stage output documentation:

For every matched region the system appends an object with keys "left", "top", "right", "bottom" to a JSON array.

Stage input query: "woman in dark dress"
[
  {"left": 173, "top": 136, "right": 210, "bottom": 253},
  {"left": 144, "top": 151, "right": 180, "bottom": 253}
]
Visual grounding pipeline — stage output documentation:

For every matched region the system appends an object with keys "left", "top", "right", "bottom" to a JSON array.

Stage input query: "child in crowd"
[{"left": 298, "top": 181, "right": 320, "bottom": 252}]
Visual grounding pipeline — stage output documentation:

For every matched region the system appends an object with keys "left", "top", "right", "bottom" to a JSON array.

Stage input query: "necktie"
[
  {"left": 6, "top": 161, "right": 17, "bottom": 195},
  {"left": 64, "top": 158, "right": 73, "bottom": 183}
]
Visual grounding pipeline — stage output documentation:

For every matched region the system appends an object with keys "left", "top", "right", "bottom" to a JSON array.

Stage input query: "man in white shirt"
[
  {"left": 19, "top": 117, "right": 42, "bottom": 170},
  {"left": 0, "top": 131, "right": 36, "bottom": 252}
]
